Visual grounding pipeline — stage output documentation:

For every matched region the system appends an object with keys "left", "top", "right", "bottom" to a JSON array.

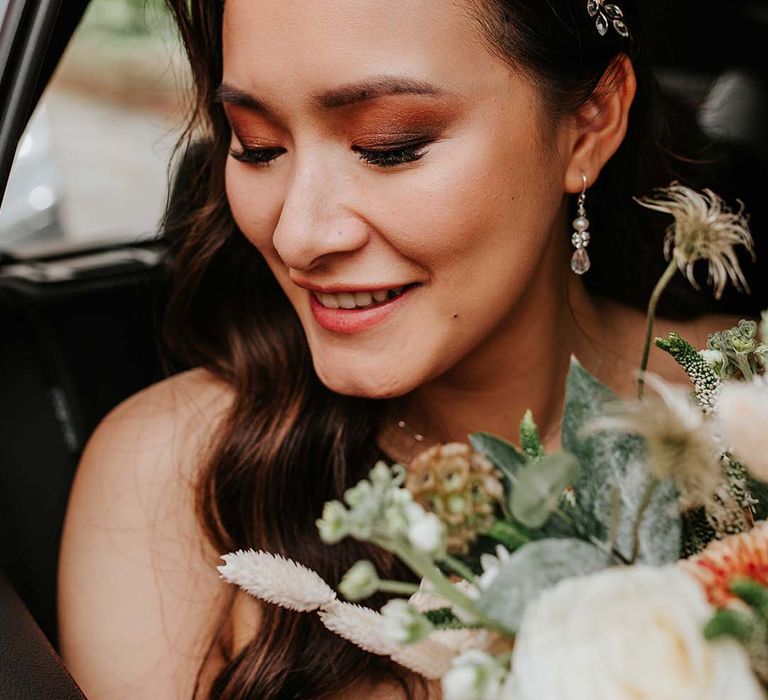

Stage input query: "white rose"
[
  {"left": 511, "top": 566, "right": 764, "bottom": 700},
  {"left": 717, "top": 377, "right": 768, "bottom": 480}
]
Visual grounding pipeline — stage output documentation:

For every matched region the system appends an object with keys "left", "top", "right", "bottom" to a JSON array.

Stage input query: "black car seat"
[{"left": 0, "top": 242, "right": 171, "bottom": 649}]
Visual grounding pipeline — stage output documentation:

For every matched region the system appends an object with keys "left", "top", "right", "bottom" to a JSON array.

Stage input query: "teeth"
[
  {"left": 314, "top": 285, "right": 409, "bottom": 310},
  {"left": 316, "top": 292, "right": 339, "bottom": 309},
  {"left": 337, "top": 293, "right": 357, "bottom": 309}
]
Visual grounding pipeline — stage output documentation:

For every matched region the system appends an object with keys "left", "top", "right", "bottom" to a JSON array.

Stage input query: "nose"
[{"left": 271, "top": 154, "right": 370, "bottom": 272}]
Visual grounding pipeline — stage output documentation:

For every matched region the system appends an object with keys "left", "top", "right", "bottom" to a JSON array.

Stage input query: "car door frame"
[
  {"left": 0, "top": 1, "right": 89, "bottom": 697},
  {"left": 0, "top": 0, "right": 89, "bottom": 214}
]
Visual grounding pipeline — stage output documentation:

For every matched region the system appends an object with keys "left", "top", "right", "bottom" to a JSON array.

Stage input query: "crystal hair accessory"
[{"left": 587, "top": 0, "right": 630, "bottom": 38}]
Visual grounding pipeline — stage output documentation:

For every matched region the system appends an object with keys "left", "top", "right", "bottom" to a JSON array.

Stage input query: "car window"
[{"left": 0, "top": 0, "right": 185, "bottom": 256}]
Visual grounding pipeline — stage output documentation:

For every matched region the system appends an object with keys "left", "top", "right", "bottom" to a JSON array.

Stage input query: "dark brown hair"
[{"left": 160, "top": 1, "right": 712, "bottom": 697}]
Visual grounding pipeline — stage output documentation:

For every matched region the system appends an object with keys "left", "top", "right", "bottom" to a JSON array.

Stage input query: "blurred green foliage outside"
[{"left": 81, "top": 0, "right": 174, "bottom": 39}]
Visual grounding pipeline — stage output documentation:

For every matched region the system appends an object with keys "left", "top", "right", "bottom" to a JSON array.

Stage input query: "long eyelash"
[
  {"left": 354, "top": 143, "right": 431, "bottom": 168},
  {"left": 229, "top": 143, "right": 431, "bottom": 169},
  {"left": 229, "top": 147, "right": 286, "bottom": 166}
]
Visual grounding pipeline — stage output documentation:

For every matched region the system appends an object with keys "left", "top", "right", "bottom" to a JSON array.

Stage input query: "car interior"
[{"left": 0, "top": 1, "right": 766, "bottom": 697}]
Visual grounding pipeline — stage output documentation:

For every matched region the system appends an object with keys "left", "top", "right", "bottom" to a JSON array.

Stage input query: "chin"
[{"left": 312, "top": 354, "right": 419, "bottom": 399}]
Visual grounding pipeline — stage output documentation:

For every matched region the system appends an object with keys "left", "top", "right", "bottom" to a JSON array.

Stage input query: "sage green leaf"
[
  {"left": 475, "top": 538, "right": 610, "bottom": 631},
  {"left": 519, "top": 410, "right": 545, "bottom": 461},
  {"left": 469, "top": 431, "right": 528, "bottom": 484},
  {"left": 731, "top": 578, "right": 768, "bottom": 621},
  {"left": 561, "top": 357, "right": 681, "bottom": 563},
  {"left": 704, "top": 609, "right": 760, "bottom": 644},
  {"left": 510, "top": 452, "right": 579, "bottom": 529}
]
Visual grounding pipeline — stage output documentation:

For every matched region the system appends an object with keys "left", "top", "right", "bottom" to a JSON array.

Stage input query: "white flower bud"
[
  {"left": 316, "top": 500, "right": 349, "bottom": 544},
  {"left": 381, "top": 599, "right": 434, "bottom": 644},
  {"left": 405, "top": 504, "right": 445, "bottom": 556},
  {"left": 442, "top": 650, "right": 506, "bottom": 700},
  {"left": 338, "top": 560, "right": 379, "bottom": 601},
  {"left": 700, "top": 348, "right": 727, "bottom": 376},
  {"left": 370, "top": 460, "right": 396, "bottom": 489},
  {"left": 443, "top": 666, "right": 482, "bottom": 700},
  {"left": 344, "top": 480, "right": 375, "bottom": 508},
  {"left": 755, "top": 344, "right": 768, "bottom": 368}
]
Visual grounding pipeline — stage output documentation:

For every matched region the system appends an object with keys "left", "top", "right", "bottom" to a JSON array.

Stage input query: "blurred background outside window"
[{"left": 0, "top": 0, "right": 186, "bottom": 255}]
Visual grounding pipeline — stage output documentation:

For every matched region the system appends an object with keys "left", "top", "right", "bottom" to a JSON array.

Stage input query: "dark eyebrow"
[
  {"left": 313, "top": 77, "right": 447, "bottom": 109},
  {"left": 213, "top": 77, "right": 448, "bottom": 113},
  {"left": 213, "top": 84, "right": 266, "bottom": 111}
]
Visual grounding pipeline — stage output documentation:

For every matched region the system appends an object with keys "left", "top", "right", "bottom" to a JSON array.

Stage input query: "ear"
[{"left": 563, "top": 54, "right": 637, "bottom": 194}]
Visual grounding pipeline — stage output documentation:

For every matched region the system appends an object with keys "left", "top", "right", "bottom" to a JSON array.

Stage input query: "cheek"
[
  {"left": 225, "top": 160, "right": 281, "bottom": 257},
  {"left": 367, "top": 119, "right": 564, "bottom": 289}
]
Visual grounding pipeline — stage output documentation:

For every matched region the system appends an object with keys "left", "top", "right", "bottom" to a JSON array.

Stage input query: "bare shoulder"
[{"left": 58, "top": 367, "right": 236, "bottom": 699}]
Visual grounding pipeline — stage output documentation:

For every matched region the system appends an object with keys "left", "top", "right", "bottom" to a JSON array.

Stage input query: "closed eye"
[
  {"left": 229, "top": 146, "right": 286, "bottom": 167},
  {"left": 352, "top": 141, "right": 431, "bottom": 168},
  {"left": 229, "top": 141, "right": 432, "bottom": 169}
]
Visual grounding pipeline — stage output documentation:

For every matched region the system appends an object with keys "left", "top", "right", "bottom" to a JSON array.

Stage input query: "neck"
[{"left": 379, "top": 241, "right": 610, "bottom": 464}]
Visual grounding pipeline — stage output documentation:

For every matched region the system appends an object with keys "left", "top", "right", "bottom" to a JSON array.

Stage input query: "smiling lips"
[
  {"left": 313, "top": 286, "right": 407, "bottom": 310},
  {"left": 306, "top": 284, "right": 417, "bottom": 334}
]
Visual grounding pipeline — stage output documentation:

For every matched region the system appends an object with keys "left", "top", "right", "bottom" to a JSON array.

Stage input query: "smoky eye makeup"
[{"left": 223, "top": 99, "right": 457, "bottom": 169}]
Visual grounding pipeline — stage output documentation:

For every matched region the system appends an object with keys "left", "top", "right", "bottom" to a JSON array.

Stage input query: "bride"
[{"left": 56, "top": 0, "right": 751, "bottom": 698}]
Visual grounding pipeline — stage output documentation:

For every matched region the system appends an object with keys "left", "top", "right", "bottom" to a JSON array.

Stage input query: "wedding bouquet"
[{"left": 218, "top": 184, "right": 768, "bottom": 699}]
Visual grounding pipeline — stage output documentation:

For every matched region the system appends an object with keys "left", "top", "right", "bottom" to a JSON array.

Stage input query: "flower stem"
[
  {"left": 377, "top": 580, "right": 421, "bottom": 596},
  {"left": 630, "top": 478, "right": 659, "bottom": 563},
  {"left": 380, "top": 539, "right": 516, "bottom": 639},
  {"left": 441, "top": 554, "right": 478, "bottom": 584},
  {"left": 486, "top": 520, "right": 532, "bottom": 549},
  {"left": 638, "top": 258, "right": 678, "bottom": 399}
]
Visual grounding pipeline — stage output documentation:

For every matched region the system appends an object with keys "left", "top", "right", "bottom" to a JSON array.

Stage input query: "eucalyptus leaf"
[
  {"left": 510, "top": 452, "right": 579, "bottom": 528},
  {"left": 476, "top": 538, "right": 610, "bottom": 631},
  {"left": 561, "top": 358, "right": 681, "bottom": 563},
  {"left": 469, "top": 431, "right": 528, "bottom": 484}
]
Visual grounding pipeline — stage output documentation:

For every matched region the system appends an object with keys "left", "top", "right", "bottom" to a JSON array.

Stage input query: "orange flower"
[{"left": 680, "top": 521, "right": 768, "bottom": 607}]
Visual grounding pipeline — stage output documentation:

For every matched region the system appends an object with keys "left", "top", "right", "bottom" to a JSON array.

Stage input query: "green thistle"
[
  {"left": 725, "top": 455, "right": 758, "bottom": 513},
  {"left": 681, "top": 507, "right": 718, "bottom": 557},
  {"left": 519, "top": 410, "right": 545, "bottom": 461},
  {"left": 682, "top": 460, "right": 756, "bottom": 555},
  {"left": 708, "top": 320, "right": 765, "bottom": 380},
  {"left": 655, "top": 332, "right": 721, "bottom": 413}
]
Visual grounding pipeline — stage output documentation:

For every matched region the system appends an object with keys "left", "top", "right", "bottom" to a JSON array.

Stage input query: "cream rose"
[
  {"left": 509, "top": 566, "right": 764, "bottom": 700},
  {"left": 717, "top": 376, "right": 768, "bottom": 481}
]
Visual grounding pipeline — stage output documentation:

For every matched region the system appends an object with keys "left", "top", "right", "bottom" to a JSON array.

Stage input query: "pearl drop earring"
[{"left": 571, "top": 173, "right": 592, "bottom": 275}]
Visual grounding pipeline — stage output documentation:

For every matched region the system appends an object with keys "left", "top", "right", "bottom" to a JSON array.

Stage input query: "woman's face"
[{"left": 221, "top": 0, "right": 573, "bottom": 398}]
